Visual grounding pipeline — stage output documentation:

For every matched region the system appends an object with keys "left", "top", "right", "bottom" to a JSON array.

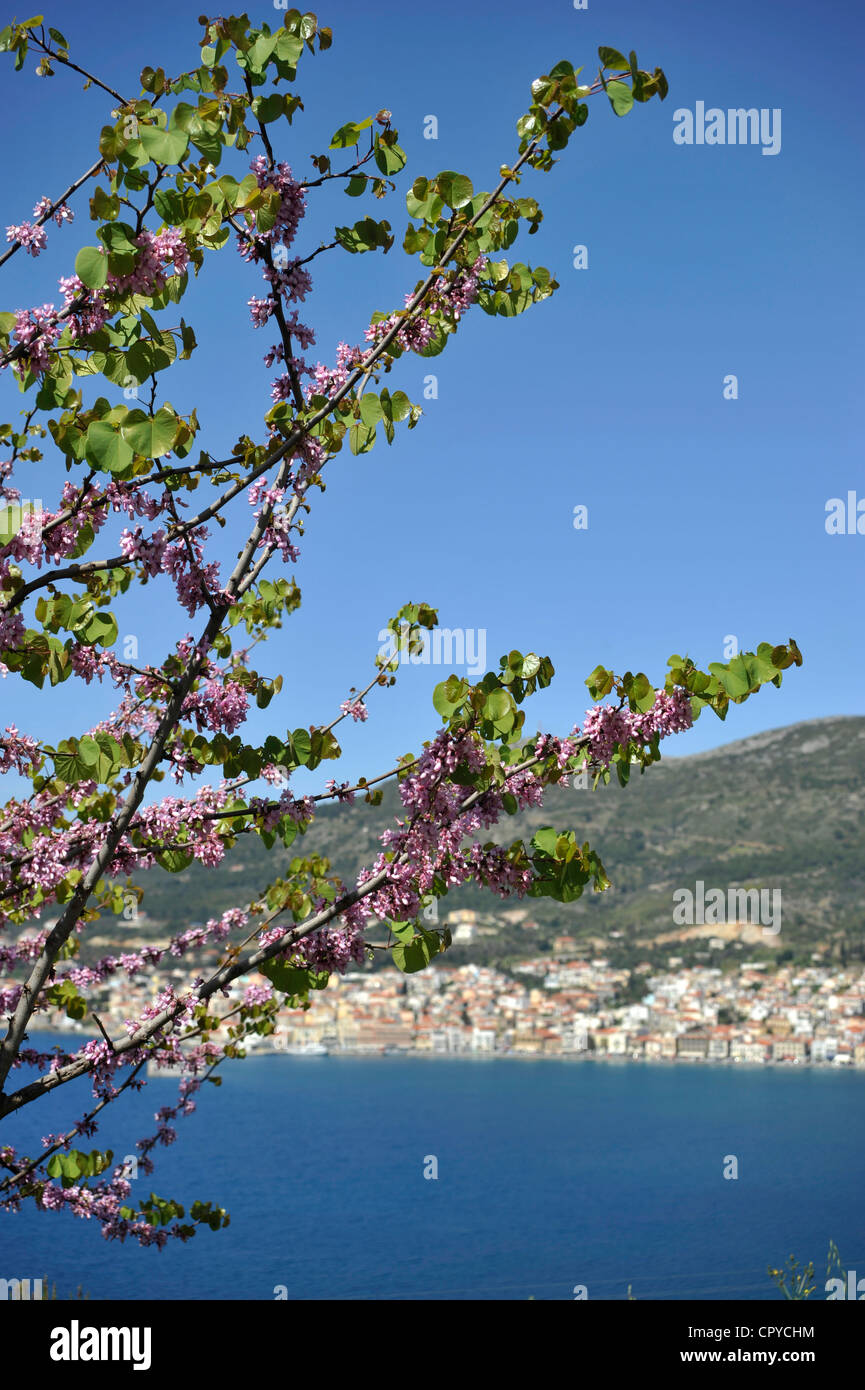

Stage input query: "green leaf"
[
  {"left": 53, "top": 747, "right": 91, "bottom": 783},
  {"left": 598, "top": 46, "right": 630, "bottom": 71},
  {"left": 290, "top": 727, "right": 311, "bottom": 765},
  {"left": 254, "top": 93, "right": 285, "bottom": 124},
  {"left": 121, "top": 407, "right": 177, "bottom": 459},
  {"left": 78, "top": 608, "right": 118, "bottom": 648},
  {"left": 260, "top": 958, "right": 328, "bottom": 996},
  {"left": 154, "top": 188, "right": 186, "bottom": 224},
  {"left": 349, "top": 422, "right": 376, "bottom": 455},
  {"left": 46, "top": 1153, "right": 75, "bottom": 1180},
  {"left": 392, "top": 930, "right": 441, "bottom": 974},
  {"left": 330, "top": 117, "right": 373, "bottom": 149},
  {"left": 435, "top": 170, "right": 473, "bottom": 209},
  {"left": 415, "top": 324, "right": 448, "bottom": 356},
  {"left": 155, "top": 848, "right": 194, "bottom": 873},
  {"left": 606, "top": 81, "right": 634, "bottom": 117},
  {"left": 406, "top": 178, "right": 443, "bottom": 224},
  {"left": 97, "top": 220, "right": 139, "bottom": 256},
  {"left": 432, "top": 677, "right": 468, "bottom": 719},
  {"left": 335, "top": 217, "right": 393, "bottom": 254},
  {"left": 403, "top": 224, "right": 430, "bottom": 255},
  {"left": 245, "top": 32, "right": 276, "bottom": 74},
  {"left": 374, "top": 140, "right": 407, "bottom": 176},
  {"left": 585, "top": 665, "right": 615, "bottom": 699},
  {"left": 124, "top": 336, "right": 174, "bottom": 383},
  {"left": 531, "top": 827, "right": 560, "bottom": 856},
  {"left": 138, "top": 123, "right": 190, "bottom": 165},
  {"left": 77, "top": 735, "right": 101, "bottom": 769},
  {"left": 84, "top": 422, "right": 134, "bottom": 474},
  {"left": 250, "top": 186, "right": 280, "bottom": 235},
  {"left": 275, "top": 31, "right": 303, "bottom": 65},
  {"left": 389, "top": 921, "right": 416, "bottom": 944},
  {"left": 46, "top": 1146, "right": 113, "bottom": 1180},
  {"left": 261, "top": 961, "right": 309, "bottom": 995},
  {"left": 91, "top": 186, "right": 120, "bottom": 221},
  {"left": 483, "top": 694, "right": 516, "bottom": 738},
  {"left": 359, "top": 393, "right": 383, "bottom": 427},
  {"left": 707, "top": 657, "right": 752, "bottom": 699},
  {"left": 74, "top": 246, "right": 108, "bottom": 290},
  {"left": 190, "top": 129, "right": 222, "bottom": 166}
]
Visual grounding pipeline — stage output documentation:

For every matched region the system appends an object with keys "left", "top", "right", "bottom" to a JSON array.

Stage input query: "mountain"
[{"left": 89, "top": 716, "right": 865, "bottom": 970}]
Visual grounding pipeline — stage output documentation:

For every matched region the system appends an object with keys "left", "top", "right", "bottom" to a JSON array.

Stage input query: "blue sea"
[{"left": 3, "top": 1041, "right": 863, "bottom": 1301}]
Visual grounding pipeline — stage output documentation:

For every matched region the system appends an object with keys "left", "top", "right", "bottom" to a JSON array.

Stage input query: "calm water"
[{"left": 3, "top": 1042, "right": 863, "bottom": 1300}]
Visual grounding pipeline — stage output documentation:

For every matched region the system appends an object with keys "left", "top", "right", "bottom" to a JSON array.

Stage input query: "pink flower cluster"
[
  {"left": 119, "top": 522, "right": 221, "bottom": 617},
  {"left": 339, "top": 698, "right": 368, "bottom": 722},
  {"left": 182, "top": 678, "right": 249, "bottom": 736},
  {"left": 324, "top": 778, "right": 355, "bottom": 804},
  {"left": 7, "top": 227, "right": 189, "bottom": 380},
  {"left": 579, "top": 687, "right": 694, "bottom": 767},
  {"left": 364, "top": 256, "right": 486, "bottom": 356},
  {"left": 1, "top": 1062, "right": 223, "bottom": 1247},
  {"left": 234, "top": 156, "right": 373, "bottom": 435},
  {"left": 5, "top": 222, "right": 47, "bottom": 257},
  {"left": 303, "top": 340, "right": 366, "bottom": 404},
  {"left": 248, "top": 295, "right": 274, "bottom": 328},
  {"left": 6, "top": 197, "right": 76, "bottom": 256},
  {"left": 112, "top": 226, "right": 189, "bottom": 297},
  {"left": 235, "top": 158, "right": 318, "bottom": 381},
  {"left": 0, "top": 726, "right": 41, "bottom": 776},
  {"left": 127, "top": 783, "right": 233, "bottom": 871},
  {"left": 354, "top": 728, "right": 536, "bottom": 925},
  {"left": 294, "top": 924, "right": 366, "bottom": 974},
  {"left": 119, "top": 525, "right": 168, "bottom": 578},
  {"left": 241, "top": 157, "right": 306, "bottom": 262},
  {"left": 55, "top": 905, "right": 248, "bottom": 996},
  {"left": 10, "top": 303, "right": 57, "bottom": 374},
  {"left": 249, "top": 486, "right": 301, "bottom": 564},
  {"left": 0, "top": 607, "right": 26, "bottom": 672},
  {"left": 338, "top": 689, "right": 694, "bottom": 941},
  {"left": 32, "top": 195, "right": 75, "bottom": 227}
]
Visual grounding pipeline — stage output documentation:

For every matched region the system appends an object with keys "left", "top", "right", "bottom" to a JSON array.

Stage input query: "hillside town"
[
  {"left": 38, "top": 911, "right": 865, "bottom": 1068},
  {"left": 248, "top": 956, "right": 865, "bottom": 1065}
]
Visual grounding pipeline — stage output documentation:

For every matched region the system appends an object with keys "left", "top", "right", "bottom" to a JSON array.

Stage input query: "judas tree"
[{"left": 0, "top": 12, "right": 801, "bottom": 1246}]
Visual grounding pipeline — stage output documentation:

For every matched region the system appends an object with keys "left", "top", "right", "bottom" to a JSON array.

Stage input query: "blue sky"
[{"left": 1, "top": 0, "right": 862, "bottom": 799}]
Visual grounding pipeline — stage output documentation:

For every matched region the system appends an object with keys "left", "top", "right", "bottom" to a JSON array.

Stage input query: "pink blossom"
[
  {"left": 32, "top": 196, "right": 74, "bottom": 226},
  {"left": 5, "top": 221, "right": 47, "bottom": 257},
  {"left": 340, "top": 698, "right": 368, "bottom": 723}
]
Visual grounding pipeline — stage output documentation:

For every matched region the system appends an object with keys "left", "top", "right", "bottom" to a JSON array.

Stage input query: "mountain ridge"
[{"left": 85, "top": 714, "right": 865, "bottom": 969}]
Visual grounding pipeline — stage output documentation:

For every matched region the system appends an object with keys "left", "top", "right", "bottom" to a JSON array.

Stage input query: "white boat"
[{"left": 279, "top": 1041, "right": 328, "bottom": 1056}]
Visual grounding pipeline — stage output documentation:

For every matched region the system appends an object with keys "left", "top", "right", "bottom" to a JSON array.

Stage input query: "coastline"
[
  {"left": 26, "top": 1028, "right": 861, "bottom": 1074},
  {"left": 235, "top": 1046, "right": 859, "bottom": 1073}
]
